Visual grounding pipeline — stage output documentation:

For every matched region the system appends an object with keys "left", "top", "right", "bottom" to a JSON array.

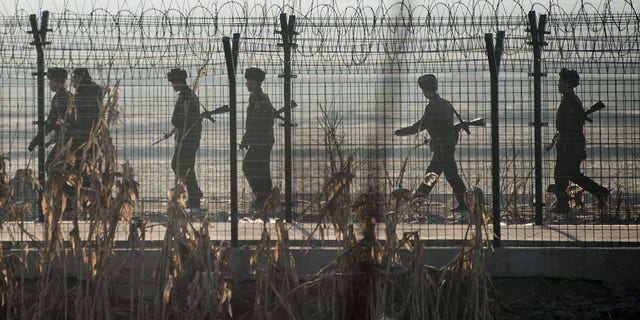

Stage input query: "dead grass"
[
  {"left": 0, "top": 77, "right": 512, "bottom": 320},
  {"left": 235, "top": 110, "right": 503, "bottom": 320}
]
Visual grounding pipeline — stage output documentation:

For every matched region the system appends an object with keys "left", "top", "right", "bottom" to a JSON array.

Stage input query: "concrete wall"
[
  {"left": 15, "top": 247, "right": 640, "bottom": 290},
  {"left": 229, "top": 247, "right": 640, "bottom": 290}
]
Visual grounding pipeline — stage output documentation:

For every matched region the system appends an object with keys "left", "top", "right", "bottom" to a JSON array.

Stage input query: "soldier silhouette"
[{"left": 395, "top": 74, "right": 468, "bottom": 212}]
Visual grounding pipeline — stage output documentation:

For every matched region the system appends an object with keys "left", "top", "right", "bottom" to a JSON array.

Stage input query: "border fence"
[{"left": 1, "top": 0, "right": 639, "bottom": 247}]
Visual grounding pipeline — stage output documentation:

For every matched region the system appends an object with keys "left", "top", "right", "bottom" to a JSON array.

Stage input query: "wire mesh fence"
[{"left": 1, "top": 0, "right": 639, "bottom": 246}]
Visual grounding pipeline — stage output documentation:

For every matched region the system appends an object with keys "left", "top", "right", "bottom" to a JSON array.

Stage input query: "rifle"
[
  {"left": 152, "top": 128, "right": 177, "bottom": 146},
  {"left": 545, "top": 100, "right": 606, "bottom": 152},
  {"left": 410, "top": 118, "right": 485, "bottom": 149},
  {"left": 453, "top": 118, "right": 486, "bottom": 133},
  {"left": 411, "top": 138, "right": 430, "bottom": 150},
  {"left": 200, "top": 104, "right": 230, "bottom": 123},
  {"left": 153, "top": 105, "right": 230, "bottom": 146},
  {"left": 274, "top": 100, "right": 298, "bottom": 121}
]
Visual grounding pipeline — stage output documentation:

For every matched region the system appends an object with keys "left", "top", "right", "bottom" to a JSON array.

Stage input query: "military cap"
[
  {"left": 245, "top": 67, "right": 266, "bottom": 82},
  {"left": 47, "top": 67, "right": 68, "bottom": 81},
  {"left": 72, "top": 68, "right": 91, "bottom": 78},
  {"left": 417, "top": 74, "right": 438, "bottom": 90},
  {"left": 559, "top": 68, "right": 580, "bottom": 87},
  {"left": 167, "top": 68, "right": 188, "bottom": 82}
]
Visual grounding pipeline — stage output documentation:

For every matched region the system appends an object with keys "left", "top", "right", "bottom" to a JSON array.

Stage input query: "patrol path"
[{"left": 2, "top": 220, "right": 638, "bottom": 245}]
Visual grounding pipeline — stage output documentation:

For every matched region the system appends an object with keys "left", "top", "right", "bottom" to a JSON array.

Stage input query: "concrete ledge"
[
  {"left": 232, "top": 247, "right": 640, "bottom": 290},
  {"left": 14, "top": 247, "right": 640, "bottom": 290},
  {"left": 486, "top": 247, "right": 640, "bottom": 289}
]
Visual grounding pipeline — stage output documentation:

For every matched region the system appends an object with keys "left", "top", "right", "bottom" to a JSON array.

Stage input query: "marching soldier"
[
  {"left": 240, "top": 68, "right": 276, "bottom": 211},
  {"left": 28, "top": 67, "right": 73, "bottom": 167},
  {"left": 69, "top": 68, "right": 102, "bottom": 156},
  {"left": 550, "top": 68, "right": 609, "bottom": 213},
  {"left": 395, "top": 74, "right": 468, "bottom": 212},
  {"left": 167, "top": 68, "right": 203, "bottom": 209}
]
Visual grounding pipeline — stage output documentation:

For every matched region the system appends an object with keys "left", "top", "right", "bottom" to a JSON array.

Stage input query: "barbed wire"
[{"left": 0, "top": 0, "right": 638, "bottom": 72}]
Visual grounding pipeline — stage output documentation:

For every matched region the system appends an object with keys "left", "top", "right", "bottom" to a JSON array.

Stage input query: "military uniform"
[
  {"left": 69, "top": 68, "right": 102, "bottom": 155},
  {"left": 552, "top": 69, "right": 608, "bottom": 211},
  {"left": 395, "top": 74, "right": 467, "bottom": 211},
  {"left": 168, "top": 69, "right": 203, "bottom": 208},
  {"left": 242, "top": 68, "right": 276, "bottom": 209},
  {"left": 28, "top": 68, "right": 73, "bottom": 168}
]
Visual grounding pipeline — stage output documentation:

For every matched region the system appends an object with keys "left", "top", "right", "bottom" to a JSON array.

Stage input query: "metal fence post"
[
  {"left": 28, "top": 11, "right": 51, "bottom": 221},
  {"left": 485, "top": 31, "right": 505, "bottom": 247},
  {"left": 223, "top": 35, "right": 239, "bottom": 246},
  {"left": 528, "top": 11, "right": 549, "bottom": 226},
  {"left": 277, "top": 13, "right": 297, "bottom": 222}
]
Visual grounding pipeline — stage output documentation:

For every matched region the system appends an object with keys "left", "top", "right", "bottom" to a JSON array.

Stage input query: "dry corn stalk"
[
  {"left": 154, "top": 182, "right": 232, "bottom": 319},
  {"left": 0, "top": 153, "right": 12, "bottom": 228},
  {"left": 0, "top": 153, "right": 36, "bottom": 225},
  {"left": 1, "top": 253, "right": 27, "bottom": 318},
  {"left": 250, "top": 220, "right": 300, "bottom": 319},
  {"left": 435, "top": 186, "right": 498, "bottom": 320},
  {"left": 69, "top": 78, "right": 138, "bottom": 320}
]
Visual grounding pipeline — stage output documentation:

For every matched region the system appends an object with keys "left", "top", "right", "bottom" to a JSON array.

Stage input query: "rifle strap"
[{"left": 449, "top": 102, "right": 470, "bottom": 135}]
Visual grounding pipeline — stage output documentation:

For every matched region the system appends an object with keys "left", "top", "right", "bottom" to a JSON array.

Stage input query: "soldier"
[
  {"left": 550, "top": 68, "right": 609, "bottom": 213},
  {"left": 28, "top": 68, "right": 74, "bottom": 218},
  {"left": 69, "top": 68, "right": 102, "bottom": 156},
  {"left": 167, "top": 68, "right": 203, "bottom": 209},
  {"left": 240, "top": 68, "right": 276, "bottom": 210},
  {"left": 394, "top": 74, "right": 468, "bottom": 212},
  {"left": 28, "top": 67, "right": 73, "bottom": 167}
]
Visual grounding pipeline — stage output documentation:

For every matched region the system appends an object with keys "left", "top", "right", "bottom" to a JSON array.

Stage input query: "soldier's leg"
[
  {"left": 44, "top": 146, "right": 73, "bottom": 216},
  {"left": 252, "top": 145, "right": 273, "bottom": 208},
  {"left": 441, "top": 147, "right": 467, "bottom": 211},
  {"left": 572, "top": 174, "right": 608, "bottom": 196},
  {"left": 182, "top": 140, "right": 202, "bottom": 208},
  {"left": 243, "top": 146, "right": 269, "bottom": 208},
  {"left": 171, "top": 145, "right": 179, "bottom": 175},
  {"left": 174, "top": 141, "right": 202, "bottom": 208},
  {"left": 552, "top": 156, "right": 573, "bottom": 212},
  {"left": 570, "top": 160, "right": 609, "bottom": 210},
  {"left": 413, "top": 151, "right": 444, "bottom": 199}
]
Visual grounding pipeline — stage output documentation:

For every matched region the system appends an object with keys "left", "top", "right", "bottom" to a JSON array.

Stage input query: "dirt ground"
[{"left": 493, "top": 277, "right": 640, "bottom": 320}]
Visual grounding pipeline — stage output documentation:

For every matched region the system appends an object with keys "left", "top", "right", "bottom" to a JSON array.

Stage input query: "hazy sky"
[{"left": 3, "top": 0, "right": 636, "bottom": 15}]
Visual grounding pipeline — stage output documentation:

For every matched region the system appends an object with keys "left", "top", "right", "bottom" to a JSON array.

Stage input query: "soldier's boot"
[
  {"left": 254, "top": 193, "right": 269, "bottom": 210},
  {"left": 550, "top": 193, "right": 570, "bottom": 213},
  {"left": 451, "top": 192, "right": 469, "bottom": 213},
  {"left": 187, "top": 197, "right": 201, "bottom": 209},
  {"left": 411, "top": 182, "right": 435, "bottom": 207},
  {"left": 596, "top": 189, "right": 610, "bottom": 213}
]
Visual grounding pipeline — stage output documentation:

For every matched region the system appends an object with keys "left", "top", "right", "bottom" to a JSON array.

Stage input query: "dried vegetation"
[
  {"left": 0, "top": 97, "right": 505, "bottom": 319},
  {"left": 9, "top": 82, "right": 634, "bottom": 320}
]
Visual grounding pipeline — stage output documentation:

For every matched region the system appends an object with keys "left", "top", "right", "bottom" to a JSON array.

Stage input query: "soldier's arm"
[
  {"left": 29, "top": 97, "right": 64, "bottom": 150},
  {"left": 171, "top": 97, "right": 187, "bottom": 130},
  {"left": 241, "top": 102, "right": 274, "bottom": 145},
  {"left": 395, "top": 110, "right": 428, "bottom": 136}
]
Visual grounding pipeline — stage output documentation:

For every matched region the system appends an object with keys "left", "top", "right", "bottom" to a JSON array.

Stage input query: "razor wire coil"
[{"left": 0, "top": 0, "right": 638, "bottom": 73}]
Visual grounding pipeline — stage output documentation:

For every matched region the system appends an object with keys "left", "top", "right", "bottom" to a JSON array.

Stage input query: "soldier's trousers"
[
  {"left": 418, "top": 145, "right": 467, "bottom": 205},
  {"left": 243, "top": 144, "right": 273, "bottom": 209},
  {"left": 172, "top": 138, "right": 202, "bottom": 204},
  {"left": 554, "top": 155, "right": 607, "bottom": 205}
]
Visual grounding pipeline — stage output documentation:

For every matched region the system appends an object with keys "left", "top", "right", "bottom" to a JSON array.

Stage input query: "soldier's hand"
[
  {"left": 394, "top": 129, "right": 408, "bottom": 136},
  {"left": 164, "top": 129, "right": 176, "bottom": 139},
  {"left": 28, "top": 141, "right": 36, "bottom": 151},
  {"left": 239, "top": 143, "right": 248, "bottom": 151}
]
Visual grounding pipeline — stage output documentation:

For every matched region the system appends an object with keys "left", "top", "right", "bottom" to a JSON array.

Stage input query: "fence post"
[
  {"left": 277, "top": 13, "right": 297, "bottom": 222},
  {"left": 223, "top": 35, "right": 239, "bottom": 247},
  {"left": 527, "top": 11, "right": 549, "bottom": 226},
  {"left": 28, "top": 11, "right": 51, "bottom": 221},
  {"left": 485, "top": 31, "right": 505, "bottom": 247}
]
